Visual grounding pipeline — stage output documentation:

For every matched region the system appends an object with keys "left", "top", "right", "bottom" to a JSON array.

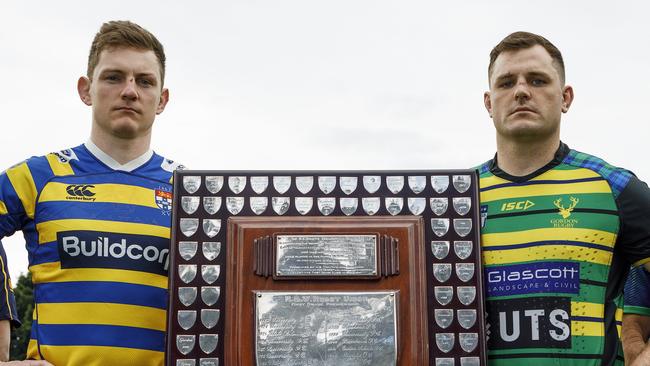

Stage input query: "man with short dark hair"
[
  {"left": 0, "top": 20, "right": 182, "bottom": 365},
  {"left": 477, "top": 31, "right": 650, "bottom": 365}
]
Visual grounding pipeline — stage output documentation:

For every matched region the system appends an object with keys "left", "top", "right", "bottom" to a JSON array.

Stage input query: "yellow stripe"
[
  {"left": 0, "top": 255, "right": 13, "bottom": 323},
  {"left": 572, "top": 301, "right": 604, "bottom": 318},
  {"left": 530, "top": 168, "right": 601, "bottom": 181},
  {"left": 481, "top": 180, "right": 612, "bottom": 203},
  {"left": 38, "top": 302, "right": 166, "bottom": 331},
  {"left": 36, "top": 219, "right": 169, "bottom": 244},
  {"left": 45, "top": 154, "right": 74, "bottom": 176},
  {"left": 479, "top": 175, "right": 510, "bottom": 189},
  {"left": 5, "top": 162, "right": 37, "bottom": 218},
  {"left": 26, "top": 339, "right": 41, "bottom": 360},
  {"left": 572, "top": 319, "right": 603, "bottom": 337},
  {"left": 482, "top": 228, "right": 617, "bottom": 247},
  {"left": 39, "top": 182, "right": 159, "bottom": 208},
  {"left": 37, "top": 345, "right": 163, "bottom": 366},
  {"left": 0, "top": 201, "right": 7, "bottom": 215},
  {"left": 483, "top": 244, "right": 612, "bottom": 266},
  {"left": 30, "top": 262, "right": 167, "bottom": 289}
]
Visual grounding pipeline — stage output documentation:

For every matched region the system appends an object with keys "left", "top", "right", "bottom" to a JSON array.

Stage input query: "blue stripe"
[
  {"left": 479, "top": 176, "right": 605, "bottom": 192},
  {"left": 34, "top": 323, "right": 165, "bottom": 351},
  {"left": 482, "top": 240, "right": 614, "bottom": 253},
  {"left": 572, "top": 316, "right": 603, "bottom": 323},
  {"left": 34, "top": 201, "right": 171, "bottom": 227},
  {"left": 29, "top": 242, "right": 59, "bottom": 266},
  {"left": 35, "top": 281, "right": 167, "bottom": 309},
  {"left": 27, "top": 156, "right": 56, "bottom": 192}
]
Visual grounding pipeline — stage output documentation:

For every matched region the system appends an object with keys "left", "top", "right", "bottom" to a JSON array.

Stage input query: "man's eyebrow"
[{"left": 493, "top": 73, "right": 514, "bottom": 83}]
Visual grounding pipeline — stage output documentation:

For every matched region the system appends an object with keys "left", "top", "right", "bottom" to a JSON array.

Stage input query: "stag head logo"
[{"left": 553, "top": 197, "right": 579, "bottom": 219}]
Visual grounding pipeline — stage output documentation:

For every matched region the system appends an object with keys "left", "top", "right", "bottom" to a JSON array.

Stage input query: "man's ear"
[
  {"left": 156, "top": 88, "right": 169, "bottom": 115},
  {"left": 561, "top": 85, "right": 574, "bottom": 113},
  {"left": 78, "top": 77, "right": 92, "bottom": 106},
  {"left": 484, "top": 91, "right": 493, "bottom": 118}
]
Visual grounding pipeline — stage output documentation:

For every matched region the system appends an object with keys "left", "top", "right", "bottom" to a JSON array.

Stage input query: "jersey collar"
[
  {"left": 84, "top": 140, "right": 154, "bottom": 172},
  {"left": 489, "top": 142, "right": 570, "bottom": 183}
]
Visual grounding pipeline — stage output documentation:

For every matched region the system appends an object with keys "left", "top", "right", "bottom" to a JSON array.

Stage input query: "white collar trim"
[{"left": 85, "top": 140, "right": 153, "bottom": 172}]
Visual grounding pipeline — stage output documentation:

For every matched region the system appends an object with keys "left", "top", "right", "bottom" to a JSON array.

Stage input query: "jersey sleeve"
[
  {"left": 615, "top": 176, "right": 650, "bottom": 266},
  {"left": 624, "top": 266, "right": 650, "bottom": 316}
]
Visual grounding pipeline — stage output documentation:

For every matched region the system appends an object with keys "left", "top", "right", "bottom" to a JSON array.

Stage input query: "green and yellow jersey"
[{"left": 478, "top": 142, "right": 650, "bottom": 366}]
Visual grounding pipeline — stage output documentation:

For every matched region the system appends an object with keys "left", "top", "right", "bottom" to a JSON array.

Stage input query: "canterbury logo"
[
  {"left": 65, "top": 184, "right": 97, "bottom": 201},
  {"left": 553, "top": 197, "right": 579, "bottom": 219}
]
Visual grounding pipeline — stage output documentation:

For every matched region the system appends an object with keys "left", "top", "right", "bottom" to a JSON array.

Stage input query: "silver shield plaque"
[
  {"left": 317, "top": 197, "right": 336, "bottom": 215},
  {"left": 339, "top": 176, "right": 358, "bottom": 195},
  {"left": 431, "top": 241, "right": 450, "bottom": 260},
  {"left": 453, "top": 175, "right": 471, "bottom": 193},
  {"left": 178, "top": 241, "right": 198, "bottom": 261},
  {"left": 340, "top": 197, "right": 358, "bottom": 216},
  {"left": 453, "top": 197, "right": 472, "bottom": 216},
  {"left": 459, "top": 333, "right": 479, "bottom": 353},
  {"left": 183, "top": 176, "right": 201, "bottom": 194},
  {"left": 456, "top": 263, "right": 475, "bottom": 282},
  {"left": 430, "top": 197, "right": 449, "bottom": 216},
  {"left": 201, "top": 265, "right": 221, "bottom": 284},
  {"left": 434, "top": 286, "right": 454, "bottom": 306},
  {"left": 295, "top": 197, "right": 313, "bottom": 215},
  {"left": 453, "top": 218, "right": 472, "bottom": 237},
  {"left": 177, "top": 360, "right": 196, "bottom": 366},
  {"left": 203, "top": 197, "right": 222, "bottom": 215},
  {"left": 199, "top": 358, "right": 218, "bottom": 366},
  {"left": 436, "top": 358, "right": 455, "bottom": 366},
  {"left": 226, "top": 197, "right": 244, "bottom": 215},
  {"left": 178, "top": 287, "right": 197, "bottom": 307},
  {"left": 454, "top": 241, "right": 473, "bottom": 260},
  {"left": 255, "top": 291, "right": 397, "bottom": 366},
  {"left": 436, "top": 333, "right": 455, "bottom": 353},
  {"left": 249, "top": 197, "right": 268, "bottom": 215},
  {"left": 457, "top": 286, "right": 476, "bottom": 305},
  {"left": 178, "top": 310, "right": 197, "bottom": 330},
  {"left": 276, "top": 235, "right": 377, "bottom": 277},
  {"left": 363, "top": 175, "right": 381, "bottom": 194},
  {"left": 177, "top": 335, "right": 196, "bottom": 355},
  {"left": 201, "top": 309, "right": 220, "bottom": 329},
  {"left": 434, "top": 309, "right": 454, "bottom": 329},
  {"left": 431, "top": 218, "right": 450, "bottom": 237},
  {"left": 461, "top": 357, "right": 480, "bottom": 366},
  {"left": 199, "top": 334, "right": 219, "bottom": 354},
  {"left": 202, "top": 242, "right": 221, "bottom": 261},
  {"left": 272, "top": 197, "right": 290, "bottom": 215},
  {"left": 180, "top": 218, "right": 199, "bottom": 237},
  {"left": 385, "top": 197, "right": 403, "bottom": 216},
  {"left": 318, "top": 176, "right": 336, "bottom": 194},
  {"left": 273, "top": 176, "right": 291, "bottom": 194},
  {"left": 181, "top": 196, "right": 200, "bottom": 215},
  {"left": 295, "top": 176, "right": 314, "bottom": 194},
  {"left": 408, "top": 197, "right": 426, "bottom": 215},
  {"left": 250, "top": 176, "right": 269, "bottom": 194},
  {"left": 408, "top": 176, "right": 426, "bottom": 194},
  {"left": 386, "top": 176, "right": 404, "bottom": 194},
  {"left": 205, "top": 176, "right": 224, "bottom": 194},
  {"left": 457, "top": 309, "right": 477, "bottom": 329},
  {"left": 201, "top": 286, "right": 221, "bottom": 306},
  {"left": 431, "top": 175, "right": 450, "bottom": 194},
  {"left": 433, "top": 263, "right": 452, "bottom": 283},
  {"left": 228, "top": 176, "right": 246, "bottom": 194},
  {"left": 362, "top": 197, "right": 380, "bottom": 215},
  {"left": 202, "top": 219, "right": 221, "bottom": 238},
  {"left": 179, "top": 264, "right": 197, "bottom": 284}
]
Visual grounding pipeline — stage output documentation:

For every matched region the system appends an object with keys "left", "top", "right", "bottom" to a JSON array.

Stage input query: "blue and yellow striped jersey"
[
  {"left": 478, "top": 142, "right": 650, "bottom": 366},
  {"left": 0, "top": 143, "right": 182, "bottom": 365}
]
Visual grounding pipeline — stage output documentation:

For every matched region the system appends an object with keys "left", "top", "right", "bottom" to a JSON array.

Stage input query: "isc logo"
[{"left": 500, "top": 200, "right": 534, "bottom": 212}]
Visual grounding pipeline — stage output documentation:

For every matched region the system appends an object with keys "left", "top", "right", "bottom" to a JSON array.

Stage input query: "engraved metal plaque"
[
  {"left": 203, "top": 197, "right": 222, "bottom": 215},
  {"left": 177, "top": 335, "right": 196, "bottom": 355},
  {"left": 436, "top": 333, "right": 455, "bottom": 353},
  {"left": 179, "top": 241, "right": 198, "bottom": 261},
  {"left": 457, "top": 309, "right": 477, "bottom": 330},
  {"left": 340, "top": 197, "right": 358, "bottom": 216},
  {"left": 339, "top": 176, "right": 358, "bottom": 195},
  {"left": 408, "top": 197, "right": 426, "bottom": 215},
  {"left": 228, "top": 176, "right": 246, "bottom": 194},
  {"left": 276, "top": 234, "right": 377, "bottom": 277},
  {"left": 435, "top": 309, "right": 454, "bottom": 329},
  {"left": 431, "top": 241, "right": 450, "bottom": 260},
  {"left": 362, "top": 197, "right": 380, "bottom": 215},
  {"left": 433, "top": 263, "right": 452, "bottom": 283},
  {"left": 202, "top": 242, "right": 221, "bottom": 261},
  {"left": 295, "top": 197, "right": 313, "bottom": 215},
  {"left": 250, "top": 176, "right": 269, "bottom": 194},
  {"left": 454, "top": 241, "right": 473, "bottom": 260},
  {"left": 435, "top": 286, "right": 454, "bottom": 306},
  {"left": 273, "top": 176, "right": 291, "bottom": 194},
  {"left": 431, "top": 218, "right": 450, "bottom": 237},
  {"left": 430, "top": 197, "right": 449, "bottom": 216},
  {"left": 249, "top": 197, "right": 268, "bottom": 215},
  {"left": 386, "top": 176, "right": 404, "bottom": 194},
  {"left": 317, "top": 197, "right": 336, "bottom": 215},
  {"left": 385, "top": 197, "right": 404, "bottom": 216},
  {"left": 296, "top": 176, "right": 314, "bottom": 194},
  {"left": 202, "top": 219, "right": 221, "bottom": 238},
  {"left": 408, "top": 176, "right": 426, "bottom": 194},
  {"left": 179, "top": 287, "right": 198, "bottom": 307},
  {"left": 178, "top": 310, "right": 197, "bottom": 330},
  {"left": 205, "top": 176, "right": 223, "bottom": 194},
  {"left": 431, "top": 175, "right": 449, "bottom": 194},
  {"left": 452, "top": 197, "right": 471, "bottom": 216},
  {"left": 182, "top": 196, "right": 200, "bottom": 215},
  {"left": 363, "top": 175, "right": 381, "bottom": 193},
  {"left": 453, "top": 219, "right": 472, "bottom": 237},
  {"left": 255, "top": 291, "right": 398, "bottom": 366},
  {"left": 200, "top": 334, "right": 219, "bottom": 354},
  {"left": 183, "top": 176, "right": 201, "bottom": 194},
  {"left": 318, "top": 176, "right": 336, "bottom": 194},
  {"left": 180, "top": 218, "right": 199, "bottom": 237},
  {"left": 226, "top": 197, "right": 244, "bottom": 215},
  {"left": 201, "top": 286, "right": 221, "bottom": 306},
  {"left": 271, "top": 197, "right": 290, "bottom": 215},
  {"left": 452, "top": 175, "right": 471, "bottom": 193}
]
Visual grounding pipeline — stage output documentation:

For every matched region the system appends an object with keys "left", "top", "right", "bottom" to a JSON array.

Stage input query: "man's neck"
[
  {"left": 496, "top": 136, "right": 560, "bottom": 177},
  {"left": 90, "top": 128, "right": 152, "bottom": 165}
]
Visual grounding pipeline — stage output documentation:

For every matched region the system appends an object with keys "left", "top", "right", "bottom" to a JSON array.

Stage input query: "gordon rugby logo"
[
  {"left": 155, "top": 188, "right": 173, "bottom": 214},
  {"left": 65, "top": 184, "right": 96, "bottom": 202},
  {"left": 551, "top": 196, "right": 579, "bottom": 228}
]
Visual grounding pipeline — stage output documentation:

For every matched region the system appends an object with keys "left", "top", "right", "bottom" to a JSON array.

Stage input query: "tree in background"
[{"left": 10, "top": 273, "right": 33, "bottom": 360}]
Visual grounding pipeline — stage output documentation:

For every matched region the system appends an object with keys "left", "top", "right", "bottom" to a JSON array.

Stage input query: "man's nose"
[
  {"left": 514, "top": 78, "right": 531, "bottom": 102},
  {"left": 121, "top": 77, "right": 138, "bottom": 100}
]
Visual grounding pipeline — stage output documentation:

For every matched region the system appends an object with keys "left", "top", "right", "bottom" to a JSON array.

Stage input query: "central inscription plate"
[
  {"left": 255, "top": 291, "right": 398, "bottom": 366},
  {"left": 276, "top": 234, "right": 378, "bottom": 277}
]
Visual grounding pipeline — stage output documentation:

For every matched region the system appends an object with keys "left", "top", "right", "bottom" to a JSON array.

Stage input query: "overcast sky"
[{"left": 1, "top": 1, "right": 649, "bottom": 280}]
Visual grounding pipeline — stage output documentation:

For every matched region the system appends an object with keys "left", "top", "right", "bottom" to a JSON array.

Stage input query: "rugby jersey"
[
  {"left": 478, "top": 142, "right": 650, "bottom": 366},
  {"left": 0, "top": 142, "right": 182, "bottom": 365}
]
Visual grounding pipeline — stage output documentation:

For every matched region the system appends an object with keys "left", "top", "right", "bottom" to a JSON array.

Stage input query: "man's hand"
[{"left": 623, "top": 314, "right": 650, "bottom": 365}]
